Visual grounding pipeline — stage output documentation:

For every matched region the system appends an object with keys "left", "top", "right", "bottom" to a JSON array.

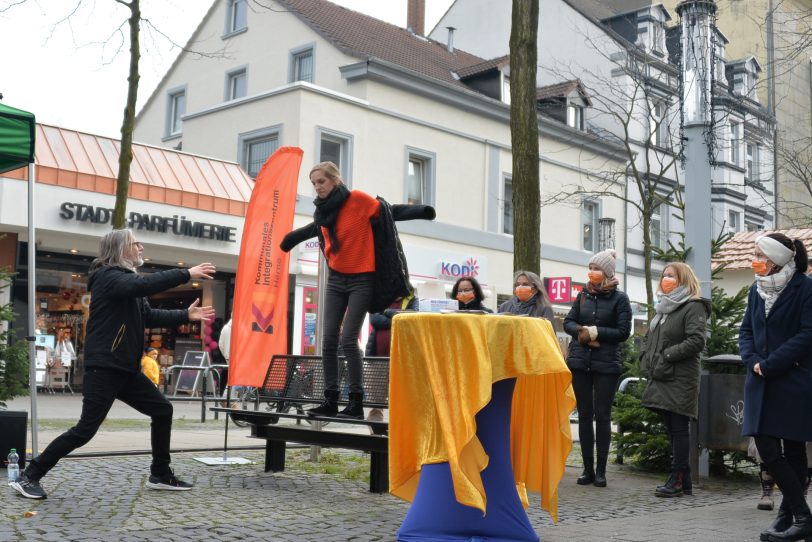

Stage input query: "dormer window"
[
  {"left": 727, "top": 57, "right": 761, "bottom": 101},
  {"left": 502, "top": 75, "right": 511, "bottom": 105},
  {"left": 567, "top": 104, "right": 584, "bottom": 131}
]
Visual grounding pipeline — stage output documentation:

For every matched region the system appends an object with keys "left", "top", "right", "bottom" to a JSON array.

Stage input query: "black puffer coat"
[{"left": 563, "top": 288, "right": 632, "bottom": 374}]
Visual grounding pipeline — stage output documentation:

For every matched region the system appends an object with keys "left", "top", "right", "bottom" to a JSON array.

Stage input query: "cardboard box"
[{"left": 418, "top": 298, "right": 459, "bottom": 313}]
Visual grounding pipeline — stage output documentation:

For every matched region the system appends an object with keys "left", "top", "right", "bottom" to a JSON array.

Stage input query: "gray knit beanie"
[{"left": 589, "top": 249, "right": 617, "bottom": 278}]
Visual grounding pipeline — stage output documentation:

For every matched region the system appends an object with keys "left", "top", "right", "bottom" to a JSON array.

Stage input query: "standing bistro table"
[{"left": 389, "top": 313, "right": 575, "bottom": 541}]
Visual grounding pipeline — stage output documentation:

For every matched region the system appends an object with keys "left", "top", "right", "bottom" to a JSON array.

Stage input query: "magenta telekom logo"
[{"left": 440, "top": 257, "right": 479, "bottom": 278}]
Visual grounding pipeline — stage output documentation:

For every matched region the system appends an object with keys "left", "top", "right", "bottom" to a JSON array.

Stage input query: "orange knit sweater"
[{"left": 321, "top": 190, "right": 380, "bottom": 274}]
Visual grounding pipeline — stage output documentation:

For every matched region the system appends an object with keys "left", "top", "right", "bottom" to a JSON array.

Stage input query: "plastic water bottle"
[{"left": 7, "top": 449, "right": 20, "bottom": 483}]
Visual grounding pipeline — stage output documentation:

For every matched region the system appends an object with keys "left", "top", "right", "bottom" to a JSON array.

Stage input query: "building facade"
[
  {"left": 133, "top": 0, "right": 629, "bottom": 348},
  {"left": 431, "top": 0, "right": 776, "bottom": 308}
]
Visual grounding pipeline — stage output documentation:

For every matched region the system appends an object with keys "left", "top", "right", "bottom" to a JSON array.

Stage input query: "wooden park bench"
[{"left": 211, "top": 354, "right": 390, "bottom": 493}]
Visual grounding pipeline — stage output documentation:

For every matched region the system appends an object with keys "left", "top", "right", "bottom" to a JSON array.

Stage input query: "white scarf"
[
  {"left": 755, "top": 260, "right": 796, "bottom": 316},
  {"left": 649, "top": 285, "right": 693, "bottom": 330}
]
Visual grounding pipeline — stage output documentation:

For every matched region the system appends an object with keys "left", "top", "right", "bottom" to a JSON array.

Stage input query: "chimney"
[
  {"left": 407, "top": 0, "right": 425, "bottom": 36},
  {"left": 446, "top": 26, "right": 456, "bottom": 53}
]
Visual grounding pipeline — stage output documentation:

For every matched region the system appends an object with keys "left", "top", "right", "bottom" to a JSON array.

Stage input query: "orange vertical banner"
[{"left": 229, "top": 147, "right": 303, "bottom": 387}]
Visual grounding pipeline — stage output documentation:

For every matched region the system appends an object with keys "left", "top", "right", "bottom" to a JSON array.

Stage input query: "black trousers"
[
  {"left": 755, "top": 435, "right": 810, "bottom": 516},
  {"left": 27, "top": 368, "right": 174, "bottom": 480},
  {"left": 322, "top": 271, "right": 375, "bottom": 394},
  {"left": 571, "top": 370, "right": 619, "bottom": 471},
  {"left": 659, "top": 410, "right": 690, "bottom": 471}
]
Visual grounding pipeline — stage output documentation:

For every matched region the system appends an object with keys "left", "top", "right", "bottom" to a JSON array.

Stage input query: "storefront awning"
[
  {"left": 0, "top": 103, "right": 35, "bottom": 174},
  {"left": 2, "top": 123, "right": 255, "bottom": 216}
]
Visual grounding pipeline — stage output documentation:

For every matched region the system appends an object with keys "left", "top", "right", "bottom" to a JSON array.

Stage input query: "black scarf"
[{"left": 313, "top": 184, "right": 350, "bottom": 252}]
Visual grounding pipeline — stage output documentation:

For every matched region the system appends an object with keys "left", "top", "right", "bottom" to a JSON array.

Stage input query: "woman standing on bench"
[{"left": 281, "top": 161, "right": 435, "bottom": 419}]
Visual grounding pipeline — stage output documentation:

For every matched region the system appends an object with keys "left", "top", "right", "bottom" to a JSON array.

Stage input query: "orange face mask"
[
  {"left": 456, "top": 291, "right": 475, "bottom": 304},
  {"left": 752, "top": 260, "right": 770, "bottom": 276},
  {"left": 660, "top": 276, "right": 678, "bottom": 294},
  {"left": 587, "top": 270, "right": 604, "bottom": 284},
  {"left": 515, "top": 285, "right": 534, "bottom": 302}
]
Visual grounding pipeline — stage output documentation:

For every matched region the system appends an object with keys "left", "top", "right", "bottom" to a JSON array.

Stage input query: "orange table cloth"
[{"left": 389, "top": 312, "right": 575, "bottom": 522}]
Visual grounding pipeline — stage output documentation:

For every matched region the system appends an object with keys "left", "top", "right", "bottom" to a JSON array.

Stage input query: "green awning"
[{"left": 0, "top": 103, "right": 35, "bottom": 174}]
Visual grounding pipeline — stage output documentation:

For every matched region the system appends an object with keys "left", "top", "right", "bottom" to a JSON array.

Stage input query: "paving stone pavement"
[{"left": 0, "top": 447, "right": 773, "bottom": 542}]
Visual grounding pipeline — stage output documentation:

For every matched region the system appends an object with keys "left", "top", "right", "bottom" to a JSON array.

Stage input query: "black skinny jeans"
[
  {"left": 27, "top": 368, "right": 174, "bottom": 480},
  {"left": 571, "top": 370, "right": 619, "bottom": 471},
  {"left": 322, "top": 271, "right": 375, "bottom": 395},
  {"left": 755, "top": 435, "right": 809, "bottom": 516},
  {"left": 659, "top": 410, "right": 690, "bottom": 471}
]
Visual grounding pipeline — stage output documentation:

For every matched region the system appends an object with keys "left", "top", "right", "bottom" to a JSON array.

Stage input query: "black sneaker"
[
  {"left": 10, "top": 473, "right": 48, "bottom": 500},
  {"left": 146, "top": 471, "right": 193, "bottom": 491}
]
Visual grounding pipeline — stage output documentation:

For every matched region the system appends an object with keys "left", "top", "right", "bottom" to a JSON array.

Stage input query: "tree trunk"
[
  {"left": 112, "top": 0, "right": 141, "bottom": 230},
  {"left": 509, "top": 0, "right": 540, "bottom": 274}
]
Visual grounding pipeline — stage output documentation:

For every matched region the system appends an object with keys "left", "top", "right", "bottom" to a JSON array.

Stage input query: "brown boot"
[{"left": 758, "top": 468, "right": 775, "bottom": 511}]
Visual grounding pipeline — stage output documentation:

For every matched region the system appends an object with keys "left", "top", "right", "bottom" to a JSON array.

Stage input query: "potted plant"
[{"left": 0, "top": 263, "right": 30, "bottom": 470}]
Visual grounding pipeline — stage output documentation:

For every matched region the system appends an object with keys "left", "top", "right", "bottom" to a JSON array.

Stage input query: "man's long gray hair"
[{"left": 89, "top": 229, "right": 137, "bottom": 273}]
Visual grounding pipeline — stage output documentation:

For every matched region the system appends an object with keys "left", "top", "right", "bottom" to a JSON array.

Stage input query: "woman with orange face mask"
[
  {"left": 498, "top": 270, "right": 555, "bottom": 326},
  {"left": 564, "top": 249, "right": 632, "bottom": 488},
  {"left": 640, "top": 262, "right": 710, "bottom": 498},
  {"left": 451, "top": 276, "right": 492, "bottom": 313},
  {"left": 740, "top": 233, "right": 812, "bottom": 542}
]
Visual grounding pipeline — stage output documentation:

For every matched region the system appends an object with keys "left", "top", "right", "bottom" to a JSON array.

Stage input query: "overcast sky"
[{"left": 0, "top": 0, "right": 453, "bottom": 138}]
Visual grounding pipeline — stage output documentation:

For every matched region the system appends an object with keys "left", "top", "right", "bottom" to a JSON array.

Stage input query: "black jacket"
[
  {"left": 563, "top": 288, "right": 632, "bottom": 374},
  {"left": 280, "top": 200, "right": 435, "bottom": 313},
  {"left": 458, "top": 299, "right": 493, "bottom": 313},
  {"left": 83, "top": 266, "right": 191, "bottom": 373}
]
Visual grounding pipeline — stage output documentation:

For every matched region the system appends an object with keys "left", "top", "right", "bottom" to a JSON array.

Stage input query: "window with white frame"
[
  {"left": 650, "top": 202, "right": 668, "bottom": 250},
  {"left": 240, "top": 128, "right": 281, "bottom": 178},
  {"left": 728, "top": 210, "right": 740, "bottom": 232},
  {"left": 318, "top": 129, "right": 352, "bottom": 183},
  {"left": 405, "top": 150, "right": 435, "bottom": 206},
  {"left": 290, "top": 48, "right": 314, "bottom": 83},
  {"left": 567, "top": 104, "right": 584, "bottom": 131},
  {"left": 730, "top": 121, "right": 741, "bottom": 165},
  {"left": 746, "top": 222, "right": 760, "bottom": 232},
  {"left": 226, "top": 68, "right": 247, "bottom": 101},
  {"left": 746, "top": 142, "right": 759, "bottom": 182},
  {"left": 502, "top": 75, "right": 511, "bottom": 105},
  {"left": 652, "top": 101, "right": 669, "bottom": 148},
  {"left": 502, "top": 176, "right": 513, "bottom": 235},
  {"left": 166, "top": 89, "right": 186, "bottom": 136},
  {"left": 582, "top": 200, "right": 599, "bottom": 252},
  {"left": 226, "top": 0, "right": 247, "bottom": 34}
]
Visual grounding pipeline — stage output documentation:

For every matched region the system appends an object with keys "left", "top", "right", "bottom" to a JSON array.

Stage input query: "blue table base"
[{"left": 396, "top": 378, "right": 539, "bottom": 542}]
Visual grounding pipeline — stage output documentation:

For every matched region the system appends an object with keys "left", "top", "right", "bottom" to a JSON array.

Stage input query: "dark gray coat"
[
  {"left": 740, "top": 272, "right": 812, "bottom": 441},
  {"left": 563, "top": 288, "right": 632, "bottom": 374},
  {"left": 640, "top": 298, "right": 711, "bottom": 419}
]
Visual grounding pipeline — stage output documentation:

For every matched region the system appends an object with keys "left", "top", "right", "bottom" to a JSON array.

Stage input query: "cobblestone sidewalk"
[{"left": 1, "top": 450, "right": 768, "bottom": 542}]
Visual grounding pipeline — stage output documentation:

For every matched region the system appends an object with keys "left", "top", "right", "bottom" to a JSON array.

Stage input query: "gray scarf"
[
  {"left": 649, "top": 285, "right": 693, "bottom": 331},
  {"left": 756, "top": 261, "right": 796, "bottom": 316}
]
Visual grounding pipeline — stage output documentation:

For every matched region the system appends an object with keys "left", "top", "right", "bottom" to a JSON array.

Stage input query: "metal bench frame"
[{"left": 212, "top": 354, "right": 390, "bottom": 493}]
